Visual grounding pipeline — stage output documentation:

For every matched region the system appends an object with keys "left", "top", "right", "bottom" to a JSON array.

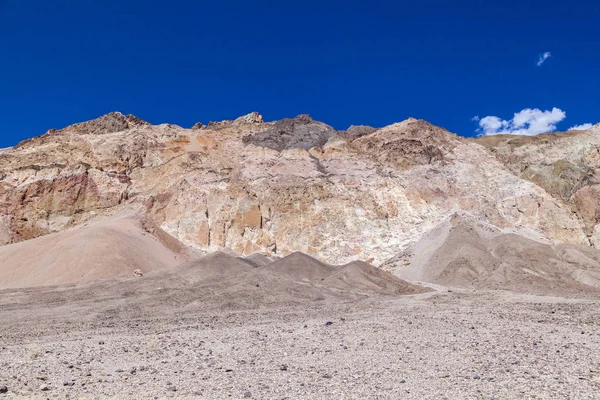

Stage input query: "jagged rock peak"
[
  {"left": 345, "top": 125, "right": 377, "bottom": 141},
  {"left": 242, "top": 113, "right": 335, "bottom": 151},
  {"left": 198, "top": 112, "right": 264, "bottom": 130},
  {"left": 351, "top": 118, "right": 460, "bottom": 170},
  {"left": 235, "top": 111, "right": 264, "bottom": 124},
  {"left": 46, "top": 112, "right": 150, "bottom": 136}
]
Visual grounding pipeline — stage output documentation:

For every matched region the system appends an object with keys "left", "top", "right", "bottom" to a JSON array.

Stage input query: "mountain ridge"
[{"left": 1, "top": 112, "right": 598, "bottom": 268}]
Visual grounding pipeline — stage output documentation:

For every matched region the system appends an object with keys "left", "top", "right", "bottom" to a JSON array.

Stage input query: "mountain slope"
[
  {"left": 0, "top": 112, "right": 594, "bottom": 266},
  {"left": 384, "top": 212, "right": 600, "bottom": 295},
  {"left": 0, "top": 216, "right": 197, "bottom": 289}
]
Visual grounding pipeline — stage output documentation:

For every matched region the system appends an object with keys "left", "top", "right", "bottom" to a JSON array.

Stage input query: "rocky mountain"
[
  {"left": 471, "top": 126, "right": 600, "bottom": 245},
  {"left": 0, "top": 111, "right": 597, "bottom": 268}
]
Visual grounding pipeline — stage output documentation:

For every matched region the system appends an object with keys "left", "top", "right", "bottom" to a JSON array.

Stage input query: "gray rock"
[
  {"left": 345, "top": 125, "right": 377, "bottom": 141},
  {"left": 242, "top": 114, "right": 336, "bottom": 151}
]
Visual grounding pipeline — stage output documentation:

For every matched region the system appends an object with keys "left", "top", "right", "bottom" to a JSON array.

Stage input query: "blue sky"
[{"left": 0, "top": 0, "right": 598, "bottom": 147}]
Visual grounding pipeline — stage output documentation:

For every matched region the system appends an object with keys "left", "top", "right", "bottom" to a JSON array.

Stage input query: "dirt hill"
[{"left": 385, "top": 213, "right": 600, "bottom": 296}]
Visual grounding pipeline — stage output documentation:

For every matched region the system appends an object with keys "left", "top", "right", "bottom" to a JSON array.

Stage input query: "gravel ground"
[{"left": 0, "top": 287, "right": 599, "bottom": 399}]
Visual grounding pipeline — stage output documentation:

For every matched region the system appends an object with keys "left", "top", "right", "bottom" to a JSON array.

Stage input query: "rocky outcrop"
[
  {"left": 352, "top": 118, "right": 459, "bottom": 170},
  {"left": 345, "top": 125, "right": 377, "bottom": 141},
  {"left": 242, "top": 114, "right": 335, "bottom": 151},
  {"left": 470, "top": 124, "right": 600, "bottom": 244},
  {"left": 49, "top": 112, "right": 149, "bottom": 136},
  {"left": 0, "top": 112, "right": 596, "bottom": 265}
]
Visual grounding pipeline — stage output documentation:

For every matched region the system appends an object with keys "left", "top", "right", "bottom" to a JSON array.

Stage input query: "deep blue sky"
[{"left": 1, "top": 0, "right": 599, "bottom": 147}]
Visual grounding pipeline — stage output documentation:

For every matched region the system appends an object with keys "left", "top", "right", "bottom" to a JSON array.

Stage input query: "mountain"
[
  {"left": 470, "top": 125, "right": 600, "bottom": 245},
  {"left": 0, "top": 112, "right": 597, "bottom": 271}
]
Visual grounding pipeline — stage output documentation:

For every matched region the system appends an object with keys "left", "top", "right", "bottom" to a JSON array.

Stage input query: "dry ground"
[{"left": 0, "top": 282, "right": 599, "bottom": 400}]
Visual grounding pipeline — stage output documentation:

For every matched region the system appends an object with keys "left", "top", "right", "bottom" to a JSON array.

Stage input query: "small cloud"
[
  {"left": 476, "top": 107, "right": 566, "bottom": 136},
  {"left": 537, "top": 52, "right": 551, "bottom": 66},
  {"left": 471, "top": 116, "right": 480, "bottom": 122},
  {"left": 569, "top": 123, "right": 593, "bottom": 131}
]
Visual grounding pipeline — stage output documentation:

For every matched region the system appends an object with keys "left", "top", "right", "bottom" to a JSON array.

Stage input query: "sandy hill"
[
  {"left": 323, "top": 261, "right": 426, "bottom": 295},
  {"left": 171, "top": 251, "right": 256, "bottom": 282},
  {"left": 241, "top": 252, "right": 274, "bottom": 268},
  {"left": 23, "top": 250, "right": 428, "bottom": 314},
  {"left": 385, "top": 213, "right": 600, "bottom": 296},
  {"left": 0, "top": 216, "right": 196, "bottom": 289},
  {"left": 259, "top": 252, "right": 335, "bottom": 283}
]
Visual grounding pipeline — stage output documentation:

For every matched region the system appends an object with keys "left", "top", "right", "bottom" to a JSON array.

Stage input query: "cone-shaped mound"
[
  {"left": 0, "top": 217, "right": 191, "bottom": 289},
  {"left": 388, "top": 213, "right": 600, "bottom": 295},
  {"left": 175, "top": 251, "right": 256, "bottom": 282},
  {"left": 241, "top": 253, "right": 273, "bottom": 268},
  {"left": 259, "top": 252, "right": 335, "bottom": 283},
  {"left": 323, "top": 261, "right": 429, "bottom": 295}
]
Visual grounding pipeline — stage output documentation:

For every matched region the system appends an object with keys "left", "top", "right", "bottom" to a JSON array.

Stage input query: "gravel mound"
[
  {"left": 388, "top": 212, "right": 600, "bottom": 295},
  {"left": 241, "top": 253, "right": 274, "bottom": 268},
  {"left": 259, "top": 252, "right": 336, "bottom": 283},
  {"left": 323, "top": 261, "right": 429, "bottom": 295},
  {"left": 0, "top": 217, "right": 194, "bottom": 289}
]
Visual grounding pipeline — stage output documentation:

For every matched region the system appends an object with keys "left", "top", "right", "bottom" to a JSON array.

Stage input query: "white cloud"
[
  {"left": 476, "top": 107, "right": 566, "bottom": 136},
  {"left": 537, "top": 52, "right": 551, "bottom": 66},
  {"left": 569, "top": 123, "right": 593, "bottom": 131}
]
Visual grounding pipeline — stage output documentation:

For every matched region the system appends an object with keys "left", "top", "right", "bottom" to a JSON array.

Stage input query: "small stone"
[
  {"left": 39, "top": 384, "right": 49, "bottom": 391},
  {"left": 133, "top": 269, "right": 143, "bottom": 277},
  {"left": 400, "top": 379, "right": 406, "bottom": 384},
  {"left": 279, "top": 364, "right": 288, "bottom": 371},
  {"left": 325, "top": 321, "right": 334, "bottom": 326},
  {"left": 0, "top": 386, "right": 7, "bottom": 393},
  {"left": 167, "top": 386, "right": 177, "bottom": 392},
  {"left": 473, "top": 375, "right": 481, "bottom": 380},
  {"left": 243, "top": 391, "right": 252, "bottom": 398}
]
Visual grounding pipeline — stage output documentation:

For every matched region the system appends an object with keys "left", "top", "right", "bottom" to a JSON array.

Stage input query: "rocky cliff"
[{"left": 0, "top": 112, "right": 596, "bottom": 265}]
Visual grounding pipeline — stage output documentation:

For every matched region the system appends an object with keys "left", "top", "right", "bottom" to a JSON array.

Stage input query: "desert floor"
[{"left": 1, "top": 281, "right": 599, "bottom": 400}]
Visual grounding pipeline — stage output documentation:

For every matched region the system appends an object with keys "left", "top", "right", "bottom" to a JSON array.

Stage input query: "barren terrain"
[
  {"left": 2, "top": 113, "right": 600, "bottom": 399},
  {"left": 1, "top": 280, "right": 599, "bottom": 399}
]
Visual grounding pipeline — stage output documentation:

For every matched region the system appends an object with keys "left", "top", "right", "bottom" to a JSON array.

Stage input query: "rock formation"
[{"left": 0, "top": 112, "right": 597, "bottom": 268}]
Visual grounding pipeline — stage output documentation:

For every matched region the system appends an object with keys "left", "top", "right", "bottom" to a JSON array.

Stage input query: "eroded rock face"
[
  {"left": 0, "top": 113, "right": 595, "bottom": 264},
  {"left": 345, "top": 125, "right": 377, "bottom": 141},
  {"left": 470, "top": 124, "right": 600, "bottom": 244},
  {"left": 242, "top": 114, "right": 335, "bottom": 151}
]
